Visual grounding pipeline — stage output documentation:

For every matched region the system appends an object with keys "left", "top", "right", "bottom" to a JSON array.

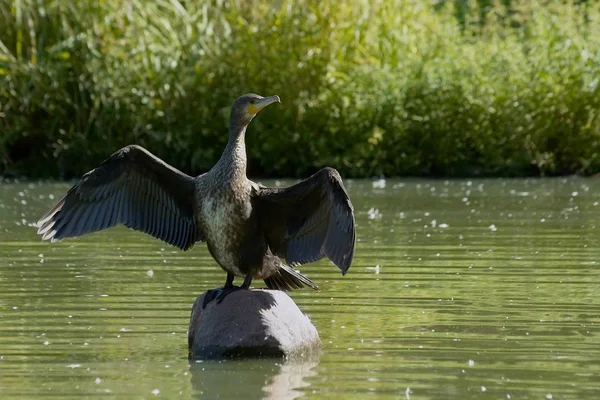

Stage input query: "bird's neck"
[{"left": 218, "top": 123, "right": 248, "bottom": 181}]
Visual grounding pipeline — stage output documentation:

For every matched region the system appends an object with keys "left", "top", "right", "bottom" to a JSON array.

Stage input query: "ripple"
[{"left": 1, "top": 178, "right": 600, "bottom": 398}]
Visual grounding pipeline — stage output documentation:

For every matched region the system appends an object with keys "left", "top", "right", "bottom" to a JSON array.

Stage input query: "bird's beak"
[{"left": 248, "top": 95, "right": 281, "bottom": 115}]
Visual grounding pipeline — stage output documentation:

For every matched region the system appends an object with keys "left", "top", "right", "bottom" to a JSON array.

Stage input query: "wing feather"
[
  {"left": 148, "top": 191, "right": 159, "bottom": 238},
  {"left": 36, "top": 145, "right": 203, "bottom": 250},
  {"left": 255, "top": 167, "right": 355, "bottom": 274}
]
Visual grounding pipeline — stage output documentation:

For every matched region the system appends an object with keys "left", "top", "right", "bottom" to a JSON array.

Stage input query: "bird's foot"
[{"left": 202, "top": 286, "right": 244, "bottom": 309}]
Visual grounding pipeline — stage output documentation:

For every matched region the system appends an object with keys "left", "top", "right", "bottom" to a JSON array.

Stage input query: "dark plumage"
[{"left": 36, "top": 93, "right": 356, "bottom": 292}]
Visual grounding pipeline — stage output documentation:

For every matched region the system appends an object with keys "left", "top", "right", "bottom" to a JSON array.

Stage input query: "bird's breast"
[{"left": 199, "top": 190, "right": 252, "bottom": 275}]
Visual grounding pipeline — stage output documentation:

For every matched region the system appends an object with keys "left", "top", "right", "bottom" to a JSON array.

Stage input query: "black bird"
[{"left": 36, "top": 94, "right": 356, "bottom": 293}]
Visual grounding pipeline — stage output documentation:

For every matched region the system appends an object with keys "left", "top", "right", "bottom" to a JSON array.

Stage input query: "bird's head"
[{"left": 230, "top": 93, "right": 281, "bottom": 127}]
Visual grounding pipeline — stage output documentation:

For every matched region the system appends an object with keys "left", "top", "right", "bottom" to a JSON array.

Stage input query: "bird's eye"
[{"left": 250, "top": 98, "right": 258, "bottom": 104}]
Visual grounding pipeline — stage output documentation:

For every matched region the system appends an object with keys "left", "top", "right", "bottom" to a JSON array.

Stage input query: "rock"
[{"left": 188, "top": 288, "right": 321, "bottom": 360}]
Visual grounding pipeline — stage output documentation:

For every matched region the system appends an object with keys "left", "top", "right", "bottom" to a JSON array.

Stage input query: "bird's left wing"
[{"left": 253, "top": 167, "right": 355, "bottom": 274}]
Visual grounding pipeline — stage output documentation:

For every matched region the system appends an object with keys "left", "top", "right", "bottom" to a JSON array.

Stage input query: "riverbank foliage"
[{"left": 1, "top": 0, "right": 599, "bottom": 178}]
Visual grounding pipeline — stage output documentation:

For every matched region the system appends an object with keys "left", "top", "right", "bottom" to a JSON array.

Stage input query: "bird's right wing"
[{"left": 36, "top": 145, "right": 204, "bottom": 250}]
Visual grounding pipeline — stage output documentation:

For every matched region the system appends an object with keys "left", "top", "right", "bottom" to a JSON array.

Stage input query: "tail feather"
[{"left": 264, "top": 263, "right": 319, "bottom": 292}]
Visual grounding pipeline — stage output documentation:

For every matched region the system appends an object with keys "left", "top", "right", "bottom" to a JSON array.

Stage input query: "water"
[{"left": 1, "top": 177, "right": 599, "bottom": 399}]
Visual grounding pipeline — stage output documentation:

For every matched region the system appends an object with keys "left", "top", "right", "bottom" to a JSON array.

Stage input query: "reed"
[{"left": 1, "top": 0, "right": 599, "bottom": 178}]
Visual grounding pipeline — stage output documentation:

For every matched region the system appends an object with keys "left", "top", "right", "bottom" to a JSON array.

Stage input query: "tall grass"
[{"left": 1, "top": 0, "right": 599, "bottom": 178}]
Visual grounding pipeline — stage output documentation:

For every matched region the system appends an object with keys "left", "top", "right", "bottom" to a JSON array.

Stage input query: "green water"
[{"left": 1, "top": 178, "right": 599, "bottom": 399}]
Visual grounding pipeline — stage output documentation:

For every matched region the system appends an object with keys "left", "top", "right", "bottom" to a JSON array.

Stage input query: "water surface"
[{"left": 1, "top": 178, "right": 599, "bottom": 399}]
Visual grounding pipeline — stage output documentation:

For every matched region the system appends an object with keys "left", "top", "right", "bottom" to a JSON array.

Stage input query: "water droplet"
[
  {"left": 372, "top": 178, "right": 386, "bottom": 189},
  {"left": 367, "top": 208, "right": 382, "bottom": 220}
]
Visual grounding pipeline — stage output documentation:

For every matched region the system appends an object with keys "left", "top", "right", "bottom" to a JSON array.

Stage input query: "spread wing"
[
  {"left": 36, "top": 145, "right": 203, "bottom": 250},
  {"left": 254, "top": 167, "right": 355, "bottom": 274}
]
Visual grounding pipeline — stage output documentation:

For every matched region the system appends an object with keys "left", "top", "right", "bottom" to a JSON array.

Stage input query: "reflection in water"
[
  {"left": 190, "top": 357, "right": 318, "bottom": 399},
  {"left": 264, "top": 360, "right": 318, "bottom": 400}
]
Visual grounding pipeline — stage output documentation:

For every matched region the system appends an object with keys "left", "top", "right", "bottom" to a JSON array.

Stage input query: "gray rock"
[{"left": 188, "top": 289, "right": 321, "bottom": 360}]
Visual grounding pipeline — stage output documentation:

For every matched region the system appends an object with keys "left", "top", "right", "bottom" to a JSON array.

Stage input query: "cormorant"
[{"left": 36, "top": 94, "right": 356, "bottom": 293}]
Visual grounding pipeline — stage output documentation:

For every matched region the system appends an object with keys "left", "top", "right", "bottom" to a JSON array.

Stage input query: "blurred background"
[{"left": 1, "top": 0, "right": 599, "bottom": 179}]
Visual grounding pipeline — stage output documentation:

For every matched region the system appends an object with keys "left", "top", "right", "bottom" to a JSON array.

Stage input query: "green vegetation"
[{"left": 1, "top": 0, "right": 599, "bottom": 179}]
